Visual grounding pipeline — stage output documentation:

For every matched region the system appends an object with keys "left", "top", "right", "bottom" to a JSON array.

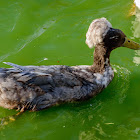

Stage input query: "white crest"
[{"left": 86, "top": 18, "right": 112, "bottom": 48}]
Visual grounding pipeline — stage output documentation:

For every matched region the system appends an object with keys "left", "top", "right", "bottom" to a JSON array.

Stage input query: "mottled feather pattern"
[{"left": 0, "top": 63, "right": 113, "bottom": 111}]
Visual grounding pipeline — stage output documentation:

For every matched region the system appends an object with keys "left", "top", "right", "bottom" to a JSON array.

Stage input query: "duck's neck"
[{"left": 91, "top": 44, "right": 111, "bottom": 73}]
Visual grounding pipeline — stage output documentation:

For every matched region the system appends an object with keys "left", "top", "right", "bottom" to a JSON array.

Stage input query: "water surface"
[{"left": 0, "top": 0, "right": 140, "bottom": 139}]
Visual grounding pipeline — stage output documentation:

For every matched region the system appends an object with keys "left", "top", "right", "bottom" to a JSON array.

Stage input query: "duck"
[{"left": 0, "top": 17, "right": 140, "bottom": 112}]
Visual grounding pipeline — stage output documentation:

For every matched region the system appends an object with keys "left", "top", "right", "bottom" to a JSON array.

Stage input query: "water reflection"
[
  {"left": 133, "top": 51, "right": 140, "bottom": 65},
  {"left": 132, "top": 3, "right": 140, "bottom": 65},
  {"left": 132, "top": 5, "right": 140, "bottom": 38},
  {"left": 79, "top": 123, "right": 109, "bottom": 140},
  {"left": 79, "top": 112, "right": 140, "bottom": 140}
]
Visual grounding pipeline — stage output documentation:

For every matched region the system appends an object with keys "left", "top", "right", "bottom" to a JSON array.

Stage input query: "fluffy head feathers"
[{"left": 86, "top": 18, "right": 112, "bottom": 48}]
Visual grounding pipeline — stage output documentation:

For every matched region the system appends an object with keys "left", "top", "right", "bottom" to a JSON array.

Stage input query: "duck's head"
[{"left": 86, "top": 17, "right": 140, "bottom": 50}]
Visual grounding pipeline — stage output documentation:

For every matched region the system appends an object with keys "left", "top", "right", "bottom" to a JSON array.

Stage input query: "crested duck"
[{"left": 0, "top": 18, "right": 140, "bottom": 112}]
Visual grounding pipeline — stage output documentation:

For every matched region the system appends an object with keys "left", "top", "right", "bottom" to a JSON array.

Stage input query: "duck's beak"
[{"left": 122, "top": 37, "right": 140, "bottom": 50}]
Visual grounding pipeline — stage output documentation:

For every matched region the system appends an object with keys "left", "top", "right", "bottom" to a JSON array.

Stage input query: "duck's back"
[{"left": 0, "top": 63, "right": 99, "bottom": 111}]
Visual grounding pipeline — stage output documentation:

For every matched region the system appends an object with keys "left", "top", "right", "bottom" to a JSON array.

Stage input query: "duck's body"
[
  {"left": 0, "top": 62, "right": 113, "bottom": 111},
  {"left": 0, "top": 18, "right": 139, "bottom": 111}
]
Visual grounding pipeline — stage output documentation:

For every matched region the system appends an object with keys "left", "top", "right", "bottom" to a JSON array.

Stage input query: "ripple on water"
[
  {"left": 0, "top": 19, "right": 56, "bottom": 62},
  {"left": 112, "top": 65, "right": 131, "bottom": 104}
]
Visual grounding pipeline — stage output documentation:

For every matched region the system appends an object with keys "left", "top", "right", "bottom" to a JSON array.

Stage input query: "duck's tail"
[{"left": 3, "top": 62, "right": 25, "bottom": 71}]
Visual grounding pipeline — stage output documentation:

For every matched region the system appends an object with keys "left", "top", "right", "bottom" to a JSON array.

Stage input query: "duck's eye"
[{"left": 109, "top": 35, "right": 119, "bottom": 41}]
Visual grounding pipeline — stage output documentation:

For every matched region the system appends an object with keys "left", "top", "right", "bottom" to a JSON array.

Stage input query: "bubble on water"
[{"left": 44, "top": 58, "right": 48, "bottom": 61}]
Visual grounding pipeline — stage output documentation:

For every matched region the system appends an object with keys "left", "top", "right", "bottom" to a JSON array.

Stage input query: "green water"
[{"left": 0, "top": 0, "right": 140, "bottom": 139}]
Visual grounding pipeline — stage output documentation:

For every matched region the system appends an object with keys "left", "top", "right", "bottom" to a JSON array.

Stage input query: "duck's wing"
[
  {"left": 3, "top": 62, "right": 83, "bottom": 89},
  {"left": 0, "top": 62, "right": 89, "bottom": 110}
]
